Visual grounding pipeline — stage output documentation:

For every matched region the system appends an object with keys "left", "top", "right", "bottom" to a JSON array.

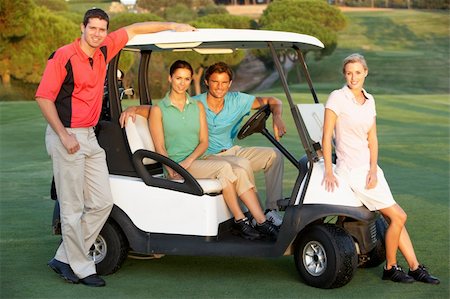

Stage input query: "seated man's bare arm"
[{"left": 252, "top": 96, "right": 286, "bottom": 140}]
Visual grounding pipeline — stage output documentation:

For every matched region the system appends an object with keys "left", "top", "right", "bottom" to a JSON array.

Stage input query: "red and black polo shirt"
[{"left": 35, "top": 29, "right": 128, "bottom": 128}]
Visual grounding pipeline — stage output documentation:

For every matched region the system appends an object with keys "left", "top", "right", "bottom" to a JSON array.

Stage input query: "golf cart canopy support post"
[
  {"left": 106, "top": 53, "right": 122, "bottom": 121},
  {"left": 267, "top": 42, "right": 322, "bottom": 208},
  {"left": 295, "top": 48, "right": 319, "bottom": 104},
  {"left": 267, "top": 42, "right": 318, "bottom": 163},
  {"left": 139, "top": 50, "right": 152, "bottom": 105}
]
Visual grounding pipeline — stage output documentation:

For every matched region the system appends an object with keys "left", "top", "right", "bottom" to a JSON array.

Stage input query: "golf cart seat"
[
  {"left": 297, "top": 103, "right": 325, "bottom": 146},
  {"left": 125, "top": 115, "right": 223, "bottom": 194}
]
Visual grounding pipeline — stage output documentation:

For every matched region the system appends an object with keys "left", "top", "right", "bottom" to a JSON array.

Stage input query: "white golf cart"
[{"left": 51, "top": 29, "right": 386, "bottom": 289}]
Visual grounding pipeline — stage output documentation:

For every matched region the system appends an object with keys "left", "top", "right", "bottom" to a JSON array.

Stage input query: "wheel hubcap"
[
  {"left": 88, "top": 235, "right": 107, "bottom": 264},
  {"left": 303, "top": 241, "right": 327, "bottom": 276}
]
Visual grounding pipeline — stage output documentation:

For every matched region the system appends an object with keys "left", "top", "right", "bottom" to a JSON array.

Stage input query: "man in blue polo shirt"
[{"left": 193, "top": 62, "right": 286, "bottom": 226}]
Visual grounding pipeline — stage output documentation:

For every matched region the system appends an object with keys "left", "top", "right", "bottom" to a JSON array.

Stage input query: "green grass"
[
  {"left": 301, "top": 10, "right": 450, "bottom": 95},
  {"left": 1, "top": 93, "right": 448, "bottom": 298}
]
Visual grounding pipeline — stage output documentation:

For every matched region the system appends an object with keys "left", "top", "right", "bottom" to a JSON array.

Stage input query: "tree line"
[{"left": 1, "top": 0, "right": 346, "bottom": 100}]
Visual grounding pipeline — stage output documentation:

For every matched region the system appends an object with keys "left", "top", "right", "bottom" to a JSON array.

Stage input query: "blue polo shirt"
[
  {"left": 158, "top": 92, "right": 200, "bottom": 163},
  {"left": 193, "top": 92, "right": 254, "bottom": 155}
]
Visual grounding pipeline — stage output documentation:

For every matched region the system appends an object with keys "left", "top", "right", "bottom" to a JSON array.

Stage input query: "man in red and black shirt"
[{"left": 36, "top": 8, "right": 195, "bottom": 287}]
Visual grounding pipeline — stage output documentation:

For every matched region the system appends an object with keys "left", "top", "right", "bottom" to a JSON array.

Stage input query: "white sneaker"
[{"left": 265, "top": 209, "right": 283, "bottom": 227}]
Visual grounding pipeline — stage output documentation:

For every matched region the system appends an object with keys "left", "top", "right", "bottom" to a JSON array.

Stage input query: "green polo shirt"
[{"left": 158, "top": 92, "right": 200, "bottom": 163}]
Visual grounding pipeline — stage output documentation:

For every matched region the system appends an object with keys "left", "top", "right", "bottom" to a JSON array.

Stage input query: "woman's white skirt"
[{"left": 336, "top": 165, "right": 396, "bottom": 211}]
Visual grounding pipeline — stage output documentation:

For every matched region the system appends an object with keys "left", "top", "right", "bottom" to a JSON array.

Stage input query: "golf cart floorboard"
[{"left": 144, "top": 229, "right": 278, "bottom": 257}]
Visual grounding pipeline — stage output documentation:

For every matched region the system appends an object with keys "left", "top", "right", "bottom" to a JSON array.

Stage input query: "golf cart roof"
[{"left": 125, "top": 28, "right": 324, "bottom": 52}]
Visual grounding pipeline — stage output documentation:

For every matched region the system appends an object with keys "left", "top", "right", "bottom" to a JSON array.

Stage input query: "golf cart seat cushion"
[
  {"left": 125, "top": 115, "right": 223, "bottom": 194},
  {"left": 126, "top": 115, "right": 157, "bottom": 165},
  {"left": 171, "top": 178, "right": 222, "bottom": 194}
]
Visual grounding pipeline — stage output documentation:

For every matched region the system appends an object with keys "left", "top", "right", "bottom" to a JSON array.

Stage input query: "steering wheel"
[{"left": 237, "top": 104, "right": 271, "bottom": 140}]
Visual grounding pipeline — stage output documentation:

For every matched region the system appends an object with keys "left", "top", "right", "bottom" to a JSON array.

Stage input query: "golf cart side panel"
[
  {"left": 110, "top": 205, "right": 281, "bottom": 257},
  {"left": 109, "top": 205, "right": 151, "bottom": 253},
  {"left": 109, "top": 175, "right": 232, "bottom": 236},
  {"left": 298, "top": 161, "right": 364, "bottom": 207},
  {"left": 289, "top": 204, "right": 376, "bottom": 228}
]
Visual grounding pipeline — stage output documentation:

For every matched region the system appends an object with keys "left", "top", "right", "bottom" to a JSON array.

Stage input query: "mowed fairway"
[{"left": 1, "top": 9, "right": 449, "bottom": 299}]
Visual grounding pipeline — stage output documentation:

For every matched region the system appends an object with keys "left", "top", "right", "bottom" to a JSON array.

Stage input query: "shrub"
[
  {"left": 195, "top": 14, "right": 253, "bottom": 29},
  {"left": 259, "top": 0, "right": 346, "bottom": 60},
  {"left": 164, "top": 3, "right": 197, "bottom": 23},
  {"left": 34, "top": 0, "right": 68, "bottom": 11},
  {"left": 197, "top": 4, "right": 228, "bottom": 17},
  {"left": 109, "top": 12, "right": 164, "bottom": 31}
]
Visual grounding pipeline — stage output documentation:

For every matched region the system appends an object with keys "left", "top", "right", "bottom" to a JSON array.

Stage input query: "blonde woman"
[{"left": 322, "top": 54, "right": 439, "bottom": 284}]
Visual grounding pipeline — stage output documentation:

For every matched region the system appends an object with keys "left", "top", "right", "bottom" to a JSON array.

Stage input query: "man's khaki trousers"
[{"left": 46, "top": 126, "right": 113, "bottom": 279}]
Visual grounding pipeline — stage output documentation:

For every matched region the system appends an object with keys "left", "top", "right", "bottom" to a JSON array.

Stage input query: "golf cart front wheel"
[
  {"left": 89, "top": 221, "right": 128, "bottom": 275},
  {"left": 294, "top": 224, "right": 358, "bottom": 289}
]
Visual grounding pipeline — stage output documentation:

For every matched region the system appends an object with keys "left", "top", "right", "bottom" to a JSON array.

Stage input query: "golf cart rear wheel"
[
  {"left": 294, "top": 224, "right": 357, "bottom": 289},
  {"left": 89, "top": 221, "right": 128, "bottom": 275}
]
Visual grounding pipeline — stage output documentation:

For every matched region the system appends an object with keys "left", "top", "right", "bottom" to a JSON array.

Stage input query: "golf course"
[{"left": 1, "top": 8, "right": 449, "bottom": 299}]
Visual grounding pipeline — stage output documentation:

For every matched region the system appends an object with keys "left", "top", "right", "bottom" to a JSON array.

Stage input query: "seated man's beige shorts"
[{"left": 336, "top": 165, "right": 396, "bottom": 211}]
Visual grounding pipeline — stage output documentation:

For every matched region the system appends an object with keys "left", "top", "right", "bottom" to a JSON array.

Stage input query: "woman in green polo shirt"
[{"left": 149, "top": 60, "right": 278, "bottom": 240}]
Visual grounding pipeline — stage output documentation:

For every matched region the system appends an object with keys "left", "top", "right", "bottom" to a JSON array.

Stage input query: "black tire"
[
  {"left": 88, "top": 221, "right": 128, "bottom": 275},
  {"left": 294, "top": 224, "right": 358, "bottom": 289},
  {"left": 359, "top": 216, "right": 387, "bottom": 268}
]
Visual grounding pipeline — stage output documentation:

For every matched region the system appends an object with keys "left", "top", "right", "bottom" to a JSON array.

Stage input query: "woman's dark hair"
[
  {"left": 83, "top": 8, "right": 110, "bottom": 29},
  {"left": 169, "top": 60, "right": 193, "bottom": 77},
  {"left": 204, "top": 62, "right": 233, "bottom": 81}
]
